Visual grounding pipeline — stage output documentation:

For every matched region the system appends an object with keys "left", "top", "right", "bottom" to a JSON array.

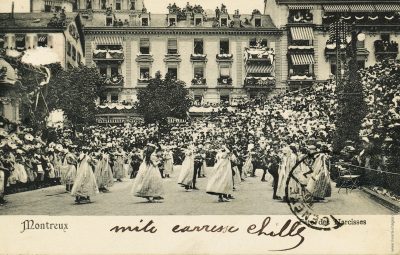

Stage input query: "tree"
[
  {"left": 333, "top": 30, "right": 367, "bottom": 153},
  {"left": 137, "top": 71, "right": 191, "bottom": 124},
  {"left": 1, "top": 54, "right": 54, "bottom": 131},
  {"left": 46, "top": 66, "right": 102, "bottom": 128}
]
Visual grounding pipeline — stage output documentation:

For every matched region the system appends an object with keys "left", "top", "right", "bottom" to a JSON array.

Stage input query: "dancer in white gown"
[
  {"left": 177, "top": 146, "right": 195, "bottom": 191},
  {"left": 71, "top": 153, "right": 98, "bottom": 203},
  {"left": 163, "top": 147, "right": 174, "bottom": 178},
  {"left": 131, "top": 144, "right": 164, "bottom": 203},
  {"left": 206, "top": 144, "right": 234, "bottom": 202}
]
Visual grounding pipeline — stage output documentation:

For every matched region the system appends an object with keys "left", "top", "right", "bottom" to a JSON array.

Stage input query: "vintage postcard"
[{"left": 0, "top": 0, "right": 399, "bottom": 254}]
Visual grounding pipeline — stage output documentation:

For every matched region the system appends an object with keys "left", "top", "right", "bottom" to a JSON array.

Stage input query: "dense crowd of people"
[
  {"left": 1, "top": 60, "right": 399, "bottom": 205},
  {"left": 0, "top": 80, "right": 335, "bottom": 204}
]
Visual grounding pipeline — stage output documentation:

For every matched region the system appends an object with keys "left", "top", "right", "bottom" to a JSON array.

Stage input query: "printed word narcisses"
[{"left": 21, "top": 220, "right": 69, "bottom": 233}]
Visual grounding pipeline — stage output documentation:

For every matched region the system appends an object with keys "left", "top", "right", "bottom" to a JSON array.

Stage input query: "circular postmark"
[{"left": 285, "top": 150, "right": 344, "bottom": 231}]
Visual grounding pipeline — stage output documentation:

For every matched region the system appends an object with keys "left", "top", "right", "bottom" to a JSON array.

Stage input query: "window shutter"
[
  {"left": 33, "top": 35, "right": 38, "bottom": 48},
  {"left": 48, "top": 34, "right": 53, "bottom": 48},
  {"left": 25, "top": 35, "right": 30, "bottom": 49},
  {"left": 167, "top": 38, "right": 177, "bottom": 50},
  {"left": 140, "top": 38, "right": 150, "bottom": 47},
  {"left": 2, "top": 34, "right": 7, "bottom": 48},
  {"left": 10, "top": 35, "right": 15, "bottom": 49}
]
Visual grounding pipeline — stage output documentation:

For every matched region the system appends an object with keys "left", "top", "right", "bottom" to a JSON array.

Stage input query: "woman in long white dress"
[
  {"left": 306, "top": 153, "right": 331, "bottom": 201},
  {"left": 163, "top": 147, "right": 174, "bottom": 178},
  {"left": 206, "top": 145, "right": 234, "bottom": 202},
  {"left": 94, "top": 153, "right": 114, "bottom": 192},
  {"left": 177, "top": 147, "right": 194, "bottom": 191},
  {"left": 276, "top": 147, "right": 290, "bottom": 199},
  {"left": 71, "top": 153, "right": 99, "bottom": 203},
  {"left": 131, "top": 145, "right": 164, "bottom": 203},
  {"left": 113, "top": 152, "right": 125, "bottom": 182},
  {"left": 64, "top": 153, "right": 77, "bottom": 192}
]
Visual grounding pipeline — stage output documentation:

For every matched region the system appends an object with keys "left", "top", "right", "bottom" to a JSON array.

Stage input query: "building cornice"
[
  {"left": 1, "top": 27, "right": 65, "bottom": 33},
  {"left": 276, "top": 0, "right": 399, "bottom": 4},
  {"left": 83, "top": 27, "right": 283, "bottom": 36}
]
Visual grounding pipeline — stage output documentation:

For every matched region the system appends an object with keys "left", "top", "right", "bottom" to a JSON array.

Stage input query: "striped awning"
[
  {"left": 349, "top": 5, "right": 375, "bottom": 12},
  {"left": 323, "top": 5, "right": 350, "bottom": 12},
  {"left": 290, "top": 54, "right": 315, "bottom": 65},
  {"left": 15, "top": 34, "right": 25, "bottom": 42},
  {"left": 246, "top": 64, "right": 274, "bottom": 74},
  {"left": 290, "top": 27, "right": 314, "bottom": 40},
  {"left": 288, "top": 5, "right": 314, "bottom": 10},
  {"left": 94, "top": 36, "right": 123, "bottom": 45},
  {"left": 374, "top": 4, "right": 400, "bottom": 12},
  {"left": 38, "top": 34, "right": 47, "bottom": 42}
]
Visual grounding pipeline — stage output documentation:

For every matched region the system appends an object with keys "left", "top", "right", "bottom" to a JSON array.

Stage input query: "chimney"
[
  {"left": 10, "top": 1, "right": 14, "bottom": 19},
  {"left": 233, "top": 9, "right": 241, "bottom": 28},
  {"left": 186, "top": 11, "right": 192, "bottom": 23}
]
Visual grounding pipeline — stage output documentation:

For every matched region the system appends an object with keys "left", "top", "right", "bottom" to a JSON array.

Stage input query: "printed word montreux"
[{"left": 20, "top": 220, "right": 69, "bottom": 233}]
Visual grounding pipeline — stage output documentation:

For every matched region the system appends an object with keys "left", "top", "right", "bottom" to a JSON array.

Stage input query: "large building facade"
[
  {"left": 81, "top": 2, "right": 282, "bottom": 106},
  {"left": 0, "top": 11, "right": 85, "bottom": 69},
  {"left": 264, "top": 0, "right": 400, "bottom": 90}
]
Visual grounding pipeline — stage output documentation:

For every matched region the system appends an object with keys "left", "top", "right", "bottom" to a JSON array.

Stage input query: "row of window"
[
  {"left": 67, "top": 41, "right": 82, "bottom": 64},
  {"left": 137, "top": 38, "right": 269, "bottom": 55},
  {"left": 0, "top": 34, "right": 50, "bottom": 50},
  {"left": 98, "top": 64, "right": 232, "bottom": 84},
  {"left": 99, "top": 94, "right": 231, "bottom": 104},
  {"left": 84, "top": 0, "right": 136, "bottom": 10}
]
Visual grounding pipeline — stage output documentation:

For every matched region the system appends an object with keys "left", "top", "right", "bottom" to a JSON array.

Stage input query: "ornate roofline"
[
  {"left": 83, "top": 27, "right": 282, "bottom": 36},
  {"left": 0, "top": 28, "right": 66, "bottom": 33},
  {"left": 276, "top": 0, "right": 400, "bottom": 3}
]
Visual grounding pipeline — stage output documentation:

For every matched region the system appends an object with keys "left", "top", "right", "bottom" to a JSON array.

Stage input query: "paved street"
[{"left": 0, "top": 167, "right": 393, "bottom": 215}]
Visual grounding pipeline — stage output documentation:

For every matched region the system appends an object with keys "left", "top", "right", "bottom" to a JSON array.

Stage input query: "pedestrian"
[
  {"left": 177, "top": 145, "right": 195, "bottom": 191},
  {"left": 206, "top": 144, "right": 234, "bottom": 202},
  {"left": 163, "top": 146, "right": 174, "bottom": 178},
  {"left": 131, "top": 144, "right": 164, "bottom": 203},
  {"left": 71, "top": 152, "right": 98, "bottom": 204},
  {"left": 94, "top": 153, "right": 114, "bottom": 192}
]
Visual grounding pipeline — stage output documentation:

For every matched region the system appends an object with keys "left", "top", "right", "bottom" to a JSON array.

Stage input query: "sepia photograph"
[{"left": 0, "top": 0, "right": 399, "bottom": 253}]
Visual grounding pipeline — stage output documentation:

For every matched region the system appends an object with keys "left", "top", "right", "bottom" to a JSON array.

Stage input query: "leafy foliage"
[
  {"left": 46, "top": 66, "right": 102, "bottom": 127},
  {"left": 137, "top": 71, "right": 191, "bottom": 124},
  {"left": 333, "top": 46, "right": 367, "bottom": 153}
]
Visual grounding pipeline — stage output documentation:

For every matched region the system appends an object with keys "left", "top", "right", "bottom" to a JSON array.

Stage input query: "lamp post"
[
  {"left": 332, "top": 20, "right": 367, "bottom": 153},
  {"left": 329, "top": 19, "right": 348, "bottom": 89}
]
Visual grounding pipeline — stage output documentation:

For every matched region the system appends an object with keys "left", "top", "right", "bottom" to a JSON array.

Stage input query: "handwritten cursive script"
[
  {"left": 247, "top": 217, "right": 306, "bottom": 251},
  {"left": 108, "top": 217, "right": 306, "bottom": 251}
]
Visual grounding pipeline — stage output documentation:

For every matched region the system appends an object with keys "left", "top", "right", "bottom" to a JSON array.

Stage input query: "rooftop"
[
  {"left": 82, "top": 12, "right": 277, "bottom": 30},
  {"left": 276, "top": 0, "right": 400, "bottom": 4},
  {"left": 0, "top": 12, "right": 77, "bottom": 30}
]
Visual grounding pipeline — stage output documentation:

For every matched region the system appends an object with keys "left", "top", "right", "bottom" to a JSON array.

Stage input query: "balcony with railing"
[
  {"left": 288, "top": 73, "right": 315, "bottom": 81},
  {"left": 216, "top": 53, "right": 233, "bottom": 61},
  {"left": 322, "top": 12, "right": 400, "bottom": 29},
  {"left": 288, "top": 40, "right": 314, "bottom": 54},
  {"left": 93, "top": 47, "right": 124, "bottom": 62},
  {"left": 244, "top": 77, "right": 275, "bottom": 88},
  {"left": 190, "top": 54, "right": 207, "bottom": 62},
  {"left": 288, "top": 10, "right": 313, "bottom": 24},
  {"left": 100, "top": 74, "right": 124, "bottom": 88},
  {"left": 374, "top": 40, "right": 399, "bottom": 60},
  {"left": 191, "top": 77, "right": 207, "bottom": 86},
  {"left": 217, "top": 76, "right": 232, "bottom": 85},
  {"left": 93, "top": 45, "right": 124, "bottom": 62},
  {"left": 244, "top": 47, "right": 274, "bottom": 64}
]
